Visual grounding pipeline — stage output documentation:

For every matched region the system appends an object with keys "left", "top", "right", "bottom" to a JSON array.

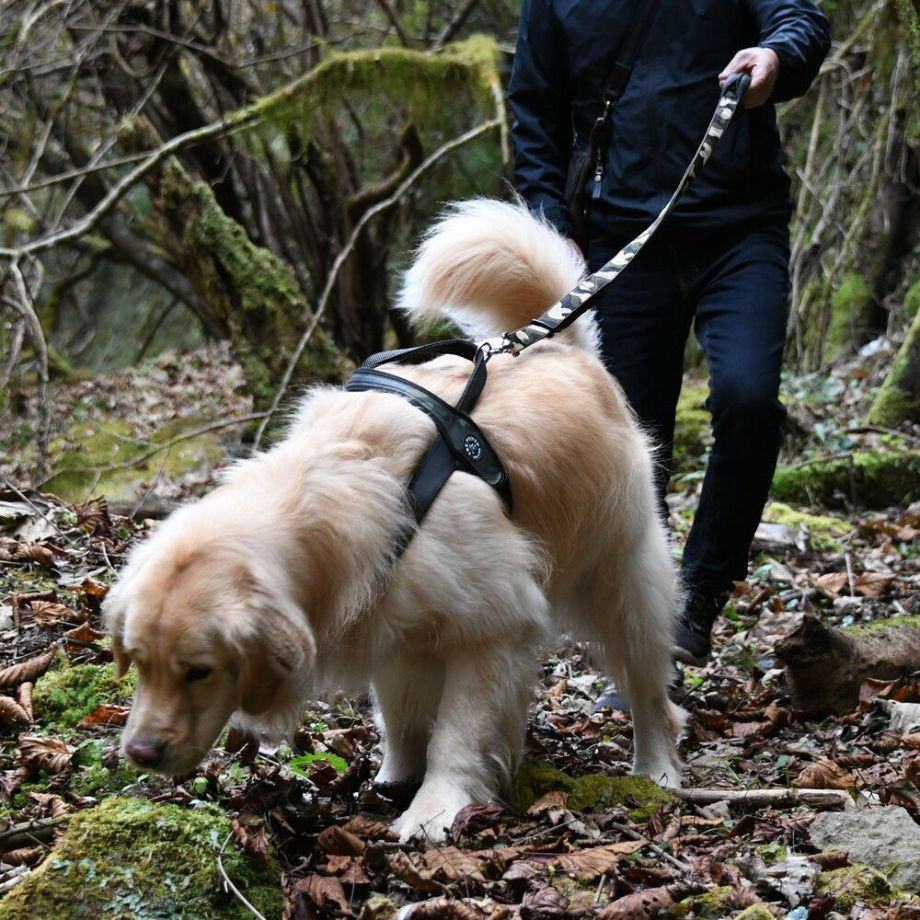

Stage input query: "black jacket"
[{"left": 508, "top": 0, "right": 830, "bottom": 240}]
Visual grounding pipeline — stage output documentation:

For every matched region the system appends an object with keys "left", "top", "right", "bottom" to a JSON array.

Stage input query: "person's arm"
[
  {"left": 507, "top": 0, "right": 574, "bottom": 237},
  {"left": 723, "top": 0, "right": 830, "bottom": 104}
]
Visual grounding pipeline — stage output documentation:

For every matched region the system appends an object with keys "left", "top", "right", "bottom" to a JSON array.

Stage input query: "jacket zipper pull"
[{"left": 592, "top": 157, "right": 604, "bottom": 201}]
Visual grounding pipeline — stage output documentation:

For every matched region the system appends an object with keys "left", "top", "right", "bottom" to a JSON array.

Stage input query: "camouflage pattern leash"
[{"left": 486, "top": 72, "right": 752, "bottom": 358}]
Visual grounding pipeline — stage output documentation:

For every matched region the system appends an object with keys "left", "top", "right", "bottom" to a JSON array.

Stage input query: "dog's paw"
[
  {"left": 633, "top": 762, "right": 682, "bottom": 790},
  {"left": 391, "top": 784, "right": 475, "bottom": 844}
]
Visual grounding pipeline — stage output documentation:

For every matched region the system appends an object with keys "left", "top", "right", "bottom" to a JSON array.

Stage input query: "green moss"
[
  {"left": 257, "top": 36, "right": 501, "bottom": 136},
  {"left": 512, "top": 760, "right": 675, "bottom": 821},
  {"left": 0, "top": 798, "right": 281, "bottom": 919},
  {"left": 41, "top": 416, "right": 224, "bottom": 505},
  {"left": 841, "top": 614, "right": 920, "bottom": 639},
  {"left": 674, "top": 381, "right": 711, "bottom": 473},
  {"left": 904, "top": 277, "right": 920, "bottom": 320},
  {"left": 867, "top": 301, "right": 920, "bottom": 428},
  {"left": 762, "top": 501, "right": 851, "bottom": 551},
  {"left": 154, "top": 159, "right": 348, "bottom": 408},
  {"left": 550, "top": 875, "right": 600, "bottom": 911},
  {"left": 33, "top": 661, "right": 137, "bottom": 731},
  {"left": 755, "top": 842, "right": 789, "bottom": 866},
  {"left": 816, "top": 864, "right": 893, "bottom": 909},
  {"left": 735, "top": 906, "right": 776, "bottom": 920},
  {"left": 770, "top": 450, "right": 920, "bottom": 509},
  {"left": 667, "top": 886, "right": 733, "bottom": 918},
  {"left": 826, "top": 273, "right": 873, "bottom": 361}
]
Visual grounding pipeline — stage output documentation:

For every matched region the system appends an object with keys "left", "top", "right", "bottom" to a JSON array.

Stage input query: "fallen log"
[
  {"left": 670, "top": 787, "right": 853, "bottom": 810},
  {"left": 774, "top": 613, "right": 920, "bottom": 715}
]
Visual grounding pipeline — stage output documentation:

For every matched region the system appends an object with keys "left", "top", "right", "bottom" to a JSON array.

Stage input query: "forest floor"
[{"left": 0, "top": 338, "right": 919, "bottom": 919}]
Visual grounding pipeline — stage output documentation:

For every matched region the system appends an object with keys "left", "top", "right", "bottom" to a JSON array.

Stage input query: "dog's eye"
[{"left": 185, "top": 666, "right": 212, "bottom": 683}]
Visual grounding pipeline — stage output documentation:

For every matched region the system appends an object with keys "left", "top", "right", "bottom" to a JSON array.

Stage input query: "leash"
[
  {"left": 346, "top": 72, "right": 751, "bottom": 543},
  {"left": 486, "top": 71, "right": 752, "bottom": 358}
]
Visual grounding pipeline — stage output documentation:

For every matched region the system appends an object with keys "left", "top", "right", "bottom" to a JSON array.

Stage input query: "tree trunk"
[
  {"left": 144, "top": 152, "right": 350, "bottom": 408},
  {"left": 867, "top": 297, "right": 920, "bottom": 427},
  {"left": 774, "top": 613, "right": 920, "bottom": 714}
]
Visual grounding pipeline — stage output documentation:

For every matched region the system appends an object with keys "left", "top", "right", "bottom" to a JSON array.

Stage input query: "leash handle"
[{"left": 496, "top": 71, "right": 751, "bottom": 356}]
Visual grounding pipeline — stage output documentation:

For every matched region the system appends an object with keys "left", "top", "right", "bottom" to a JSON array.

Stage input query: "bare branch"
[{"left": 252, "top": 116, "right": 503, "bottom": 449}]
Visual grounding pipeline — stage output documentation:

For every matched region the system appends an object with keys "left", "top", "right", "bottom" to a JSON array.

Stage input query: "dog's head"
[{"left": 104, "top": 532, "right": 315, "bottom": 776}]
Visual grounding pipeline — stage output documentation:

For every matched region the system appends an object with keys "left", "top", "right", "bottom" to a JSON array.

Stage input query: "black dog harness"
[
  {"left": 343, "top": 73, "right": 751, "bottom": 554},
  {"left": 345, "top": 339, "right": 512, "bottom": 553}
]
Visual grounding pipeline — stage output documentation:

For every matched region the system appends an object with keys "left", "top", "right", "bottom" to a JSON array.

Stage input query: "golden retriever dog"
[{"left": 104, "top": 199, "right": 684, "bottom": 842}]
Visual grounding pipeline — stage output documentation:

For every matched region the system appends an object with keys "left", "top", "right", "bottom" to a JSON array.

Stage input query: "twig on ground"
[
  {"left": 670, "top": 787, "right": 854, "bottom": 809},
  {"left": 216, "top": 833, "right": 267, "bottom": 920},
  {"left": 603, "top": 820, "right": 693, "bottom": 875}
]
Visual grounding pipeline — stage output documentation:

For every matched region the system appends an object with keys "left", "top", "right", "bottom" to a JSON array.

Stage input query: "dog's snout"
[{"left": 126, "top": 737, "right": 167, "bottom": 768}]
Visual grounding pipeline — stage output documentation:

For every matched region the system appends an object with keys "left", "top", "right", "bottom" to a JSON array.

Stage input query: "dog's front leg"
[
  {"left": 391, "top": 644, "right": 533, "bottom": 844},
  {"left": 372, "top": 655, "right": 445, "bottom": 785}
]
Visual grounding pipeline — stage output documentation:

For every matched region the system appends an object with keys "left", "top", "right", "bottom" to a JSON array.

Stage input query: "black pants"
[{"left": 587, "top": 221, "right": 790, "bottom": 588}]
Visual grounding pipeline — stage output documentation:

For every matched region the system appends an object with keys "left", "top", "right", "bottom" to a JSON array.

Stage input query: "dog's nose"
[{"left": 126, "top": 737, "right": 167, "bottom": 768}]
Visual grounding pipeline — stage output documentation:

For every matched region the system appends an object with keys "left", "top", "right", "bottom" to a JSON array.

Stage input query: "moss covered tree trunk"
[
  {"left": 867, "top": 275, "right": 920, "bottom": 427},
  {"left": 147, "top": 157, "right": 350, "bottom": 408}
]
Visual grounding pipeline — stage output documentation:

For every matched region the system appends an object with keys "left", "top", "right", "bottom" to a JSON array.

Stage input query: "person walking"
[{"left": 508, "top": 0, "right": 830, "bottom": 666}]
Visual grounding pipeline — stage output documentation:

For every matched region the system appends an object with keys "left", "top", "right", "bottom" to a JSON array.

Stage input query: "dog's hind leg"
[
  {"left": 391, "top": 639, "right": 535, "bottom": 843},
  {"left": 372, "top": 655, "right": 445, "bottom": 785},
  {"left": 580, "top": 521, "right": 684, "bottom": 789}
]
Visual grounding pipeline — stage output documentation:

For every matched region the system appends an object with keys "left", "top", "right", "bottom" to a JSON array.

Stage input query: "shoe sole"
[{"left": 672, "top": 645, "right": 710, "bottom": 667}]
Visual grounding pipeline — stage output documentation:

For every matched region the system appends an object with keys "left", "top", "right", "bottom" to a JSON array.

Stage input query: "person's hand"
[{"left": 718, "top": 47, "right": 780, "bottom": 108}]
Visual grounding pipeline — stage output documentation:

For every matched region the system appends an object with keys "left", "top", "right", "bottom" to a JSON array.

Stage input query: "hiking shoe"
[{"left": 673, "top": 579, "right": 730, "bottom": 666}]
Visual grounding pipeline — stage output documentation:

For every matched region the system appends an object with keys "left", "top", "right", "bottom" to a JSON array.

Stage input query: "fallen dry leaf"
[
  {"left": 527, "top": 790, "right": 569, "bottom": 816},
  {"left": 17, "top": 682, "right": 33, "bottom": 722},
  {"left": 293, "top": 873, "right": 349, "bottom": 913},
  {"left": 449, "top": 802, "right": 503, "bottom": 839},
  {"left": 551, "top": 840, "right": 645, "bottom": 880},
  {"left": 79, "top": 704, "right": 130, "bottom": 727},
  {"left": 854, "top": 572, "right": 896, "bottom": 597},
  {"left": 386, "top": 849, "right": 444, "bottom": 894},
  {"left": 421, "top": 846, "right": 487, "bottom": 884},
  {"left": 27, "top": 601, "right": 76, "bottom": 627},
  {"left": 0, "top": 696, "right": 31, "bottom": 725},
  {"left": 16, "top": 544, "right": 57, "bottom": 567},
  {"left": 18, "top": 734, "right": 75, "bottom": 773},
  {"left": 1, "top": 846, "right": 45, "bottom": 866},
  {"left": 813, "top": 572, "right": 849, "bottom": 598},
  {"left": 791, "top": 757, "right": 856, "bottom": 790},
  {"left": 0, "top": 652, "right": 55, "bottom": 689},
  {"left": 318, "top": 824, "right": 365, "bottom": 856},
  {"left": 597, "top": 887, "right": 674, "bottom": 919},
  {"left": 521, "top": 884, "right": 568, "bottom": 917},
  {"left": 231, "top": 816, "right": 270, "bottom": 861}
]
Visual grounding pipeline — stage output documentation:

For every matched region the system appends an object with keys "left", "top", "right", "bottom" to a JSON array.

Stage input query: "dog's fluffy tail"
[{"left": 398, "top": 198, "right": 593, "bottom": 347}]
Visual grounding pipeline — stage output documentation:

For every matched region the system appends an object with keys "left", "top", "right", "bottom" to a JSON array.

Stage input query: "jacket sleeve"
[
  {"left": 749, "top": 0, "right": 831, "bottom": 102},
  {"left": 507, "top": 0, "right": 574, "bottom": 237}
]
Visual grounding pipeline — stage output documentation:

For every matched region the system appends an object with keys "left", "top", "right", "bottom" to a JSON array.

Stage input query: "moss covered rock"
[
  {"left": 770, "top": 450, "right": 920, "bottom": 509},
  {"left": 667, "top": 885, "right": 733, "bottom": 918},
  {"left": 512, "top": 760, "right": 675, "bottom": 821},
  {"left": 734, "top": 905, "right": 776, "bottom": 920},
  {"left": 33, "top": 661, "right": 137, "bottom": 731},
  {"left": 815, "top": 864, "right": 895, "bottom": 910},
  {"left": 0, "top": 797, "right": 281, "bottom": 919},
  {"left": 761, "top": 501, "right": 852, "bottom": 551},
  {"left": 41, "top": 416, "right": 224, "bottom": 506}
]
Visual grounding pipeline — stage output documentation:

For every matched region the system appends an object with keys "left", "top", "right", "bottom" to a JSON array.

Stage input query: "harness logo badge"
[{"left": 464, "top": 435, "right": 483, "bottom": 461}]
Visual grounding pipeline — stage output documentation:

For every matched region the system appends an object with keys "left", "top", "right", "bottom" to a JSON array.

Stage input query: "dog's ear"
[
  {"left": 232, "top": 567, "right": 315, "bottom": 718},
  {"left": 102, "top": 589, "right": 132, "bottom": 678}
]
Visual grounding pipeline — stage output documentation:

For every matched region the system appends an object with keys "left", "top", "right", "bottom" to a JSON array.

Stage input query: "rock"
[
  {"left": 879, "top": 700, "right": 920, "bottom": 734},
  {"left": 512, "top": 760, "right": 675, "bottom": 820},
  {"left": 33, "top": 661, "right": 137, "bottom": 730},
  {"left": 0, "top": 797, "right": 282, "bottom": 919},
  {"left": 808, "top": 807, "right": 920, "bottom": 891}
]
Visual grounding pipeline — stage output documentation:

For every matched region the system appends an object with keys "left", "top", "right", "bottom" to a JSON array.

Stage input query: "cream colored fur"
[{"left": 104, "top": 198, "right": 683, "bottom": 843}]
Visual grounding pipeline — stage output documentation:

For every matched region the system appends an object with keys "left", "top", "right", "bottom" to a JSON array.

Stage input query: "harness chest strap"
[{"left": 345, "top": 341, "right": 512, "bottom": 553}]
